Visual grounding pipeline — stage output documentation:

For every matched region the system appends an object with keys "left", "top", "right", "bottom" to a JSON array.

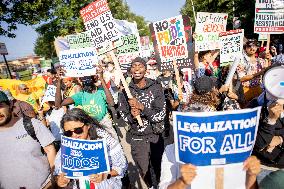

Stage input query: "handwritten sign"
[
  {"left": 219, "top": 29, "right": 244, "bottom": 66},
  {"left": 159, "top": 58, "right": 194, "bottom": 71},
  {"left": 173, "top": 108, "right": 261, "bottom": 166},
  {"left": 116, "top": 34, "right": 140, "bottom": 54},
  {"left": 80, "top": 0, "right": 121, "bottom": 48},
  {"left": 195, "top": 12, "right": 228, "bottom": 51},
  {"left": 59, "top": 47, "right": 98, "bottom": 77},
  {"left": 153, "top": 15, "right": 188, "bottom": 62},
  {"left": 254, "top": 0, "right": 284, "bottom": 34},
  {"left": 40, "top": 85, "right": 56, "bottom": 107},
  {"left": 61, "top": 136, "right": 110, "bottom": 178},
  {"left": 66, "top": 31, "right": 93, "bottom": 49}
]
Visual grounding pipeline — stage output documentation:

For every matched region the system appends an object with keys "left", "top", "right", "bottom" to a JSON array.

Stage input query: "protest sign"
[
  {"left": 219, "top": 29, "right": 244, "bottom": 66},
  {"left": 116, "top": 34, "right": 140, "bottom": 54},
  {"left": 140, "top": 36, "right": 152, "bottom": 58},
  {"left": 152, "top": 15, "right": 189, "bottom": 62},
  {"left": 159, "top": 58, "right": 194, "bottom": 71},
  {"left": 173, "top": 108, "right": 261, "bottom": 166},
  {"left": 66, "top": 31, "right": 93, "bottom": 49},
  {"left": 116, "top": 53, "right": 140, "bottom": 73},
  {"left": 59, "top": 47, "right": 98, "bottom": 77},
  {"left": 61, "top": 136, "right": 110, "bottom": 178},
  {"left": 80, "top": 0, "right": 121, "bottom": 48},
  {"left": 54, "top": 37, "right": 70, "bottom": 56},
  {"left": 258, "top": 33, "right": 268, "bottom": 41},
  {"left": 40, "top": 85, "right": 56, "bottom": 107},
  {"left": 40, "top": 59, "right": 52, "bottom": 69},
  {"left": 195, "top": 12, "right": 228, "bottom": 51},
  {"left": 254, "top": 0, "right": 284, "bottom": 34}
]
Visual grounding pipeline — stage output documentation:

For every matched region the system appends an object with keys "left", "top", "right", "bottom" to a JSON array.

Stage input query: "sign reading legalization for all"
[
  {"left": 219, "top": 29, "right": 244, "bottom": 66},
  {"left": 195, "top": 12, "right": 228, "bottom": 51},
  {"left": 40, "top": 85, "right": 56, "bottom": 107},
  {"left": 59, "top": 47, "right": 98, "bottom": 77},
  {"left": 254, "top": 0, "right": 284, "bottom": 34},
  {"left": 61, "top": 136, "right": 110, "bottom": 178},
  {"left": 80, "top": 0, "right": 121, "bottom": 48},
  {"left": 66, "top": 31, "right": 93, "bottom": 49},
  {"left": 153, "top": 15, "right": 188, "bottom": 62},
  {"left": 173, "top": 108, "right": 261, "bottom": 166}
]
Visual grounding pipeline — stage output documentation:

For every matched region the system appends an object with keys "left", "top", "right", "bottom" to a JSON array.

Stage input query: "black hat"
[
  {"left": 131, "top": 57, "right": 147, "bottom": 68},
  {"left": 194, "top": 76, "right": 217, "bottom": 95},
  {"left": 0, "top": 91, "right": 10, "bottom": 103}
]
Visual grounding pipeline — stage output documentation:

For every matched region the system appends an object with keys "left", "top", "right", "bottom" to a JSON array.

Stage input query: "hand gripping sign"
[
  {"left": 61, "top": 136, "right": 110, "bottom": 178},
  {"left": 173, "top": 107, "right": 261, "bottom": 166}
]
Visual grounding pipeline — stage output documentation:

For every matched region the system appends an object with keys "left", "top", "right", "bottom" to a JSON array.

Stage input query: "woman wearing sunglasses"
[{"left": 54, "top": 108, "right": 127, "bottom": 189}]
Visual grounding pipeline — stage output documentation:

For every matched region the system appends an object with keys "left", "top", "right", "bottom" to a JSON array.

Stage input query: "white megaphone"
[{"left": 263, "top": 65, "right": 284, "bottom": 99}]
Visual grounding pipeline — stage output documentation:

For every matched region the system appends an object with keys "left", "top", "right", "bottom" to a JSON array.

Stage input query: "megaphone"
[{"left": 263, "top": 65, "right": 284, "bottom": 99}]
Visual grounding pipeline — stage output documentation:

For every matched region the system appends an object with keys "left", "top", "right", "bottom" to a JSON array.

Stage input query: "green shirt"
[{"left": 71, "top": 89, "right": 107, "bottom": 121}]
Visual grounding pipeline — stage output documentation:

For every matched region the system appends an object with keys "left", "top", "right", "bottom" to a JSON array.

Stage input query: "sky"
[{"left": 0, "top": 0, "right": 186, "bottom": 61}]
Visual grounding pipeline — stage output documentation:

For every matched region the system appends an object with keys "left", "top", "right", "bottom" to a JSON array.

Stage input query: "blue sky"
[{"left": 0, "top": 0, "right": 186, "bottom": 61}]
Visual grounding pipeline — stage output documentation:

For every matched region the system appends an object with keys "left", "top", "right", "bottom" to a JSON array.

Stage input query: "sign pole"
[
  {"left": 109, "top": 51, "right": 143, "bottom": 126},
  {"left": 265, "top": 34, "right": 271, "bottom": 67},
  {"left": 215, "top": 167, "right": 224, "bottom": 189},
  {"left": 3, "top": 55, "right": 12, "bottom": 79},
  {"left": 172, "top": 59, "right": 183, "bottom": 101}
]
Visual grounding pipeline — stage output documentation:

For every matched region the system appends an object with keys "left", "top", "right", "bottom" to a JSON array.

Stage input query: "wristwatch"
[{"left": 107, "top": 173, "right": 111, "bottom": 179}]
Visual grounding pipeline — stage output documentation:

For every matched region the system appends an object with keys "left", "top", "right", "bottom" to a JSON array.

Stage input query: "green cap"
[{"left": 0, "top": 91, "right": 9, "bottom": 103}]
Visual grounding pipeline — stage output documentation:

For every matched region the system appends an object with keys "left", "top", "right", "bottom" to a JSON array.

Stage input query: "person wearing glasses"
[
  {"left": 54, "top": 108, "right": 127, "bottom": 189},
  {"left": 237, "top": 39, "right": 267, "bottom": 102},
  {"left": 15, "top": 84, "right": 41, "bottom": 113}
]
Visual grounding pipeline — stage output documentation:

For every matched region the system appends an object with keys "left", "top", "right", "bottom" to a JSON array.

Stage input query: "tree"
[{"left": 180, "top": 0, "right": 256, "bottom": 37}]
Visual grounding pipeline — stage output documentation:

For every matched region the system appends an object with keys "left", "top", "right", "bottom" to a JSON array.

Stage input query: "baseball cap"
[{"left": 0, "top": 91, "right": 10, "bottom": 103}]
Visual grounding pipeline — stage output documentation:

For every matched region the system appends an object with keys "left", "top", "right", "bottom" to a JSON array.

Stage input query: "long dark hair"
[{"left": 60, "top": 108, "right": 104, "bottom": 140}]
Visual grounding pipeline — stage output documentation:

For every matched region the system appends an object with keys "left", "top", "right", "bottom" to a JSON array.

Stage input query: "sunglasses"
[{"left": 63, "top": 125, "right": 85, "bottom": 137}]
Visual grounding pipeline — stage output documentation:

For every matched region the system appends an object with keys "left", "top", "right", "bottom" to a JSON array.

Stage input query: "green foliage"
[
  {"left": 181, "top": 0, "right": 256, "bottom": 36},
  {"left": 1, "top": 0, "right": 150, "bottom": 58}
]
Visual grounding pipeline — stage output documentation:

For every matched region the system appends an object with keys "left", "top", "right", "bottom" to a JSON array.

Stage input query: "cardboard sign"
[
  {"left": 59, "top": 47, "right": 98, "bottom": 77},
  {"left": 173, "top": 108, "right": 261, "bottom": 166},
  {"left": 195, "top": 12, "right": 228, "bottom": 51},
  {"left": 0, "top": 42, "right": 8, "bottom": 55},
  {"left": 116, "top": 34, "right": 140, "bottom": 54},
  {"left": 153, "top": 15, "right": 188, "bottom": 62},
  {"left": 258, "top": 34, "right": 268, "bottom": 41},
  {"left": 40, "top": 85, "right": 56, "bottom": 106},
  {"left": 61, "top": 136, "right": 110, "bottom": 178},
  {"left": 220, "top": 29, "right": 244, "bottom": 66},
  {"left": 66, "top": 31, "right": 93, "bottom": 49},
  {"left": 80, "top": 0, "right": 121, "bottom": 48},
  {"left": 254, "top": 0, "right": 284, "bottom": 34}
]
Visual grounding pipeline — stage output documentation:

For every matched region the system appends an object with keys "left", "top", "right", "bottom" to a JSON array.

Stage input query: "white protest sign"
[
  {"left": 40, "top": 85, "right": 57, "bottom": 107},
  {"left": 258, "top": 33, "right": 268, "bottom": 41},
  {"left": 219, "top": 29, "right": 244, "bottom": 66},
  {"left": 80, "top": 0, "right": 121, "bottom": 48},
  {"left": 59, "top": 47, "right": 98, "bottom": 77},
  {"left": 195, "top": 12, "right": 228, "bottom": 51},
  {"left": 66, "top": 31, "right": 93, "bottom": 49},
  {"left": 254, "top": 0, "right": 284, "bottom": 34}
]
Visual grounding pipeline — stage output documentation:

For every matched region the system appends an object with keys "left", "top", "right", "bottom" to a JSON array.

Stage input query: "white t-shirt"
[{"left": 46, "top": 108, "right": 65, "bottom": 141}]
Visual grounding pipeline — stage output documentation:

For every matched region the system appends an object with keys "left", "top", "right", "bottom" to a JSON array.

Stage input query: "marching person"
[
  {"left": 0, "top": 91, "right": 56, "bottom": 189},
  {"left": 55, "top": 108, "right": 127, "bottom": 189},
  {"left": 118, "top": 57, "right": 166, "bottom": 188},
  {"left": 55, "top": 65, "right": 118, "bottom": 140}
]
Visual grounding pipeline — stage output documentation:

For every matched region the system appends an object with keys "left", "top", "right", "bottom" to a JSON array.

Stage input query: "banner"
[
  {"left": 80, "top": 0, "right": 121, "bottom": 48},
  {"left": 173, "top": 108, "right": 261, "bottom": 166},
  {"left": 40, "top": 85, "right": 56, "bottom": 107},
  {"left": 0, "top": 76, "right": 46, "bottom": 98},
  {"left": 153, "top": 15, "right": 189, "bottom": 62},
  {"left": 59, "top": 47, "right": 98, "bottom": 77},
  {"left": 219, "top": 29, "right": 244, "bottom": 66},
  {"left": 61, "top": 136, "right": 110, "bottom": 178},
  {"left": 195, "top": 12, "right": 228, "bottom": 51},
  {"left": 66, "top": 31, "right": 93, "bottom": 49},
  {"left": 254, "top": 0, "right": 284, "bottom": 34}
]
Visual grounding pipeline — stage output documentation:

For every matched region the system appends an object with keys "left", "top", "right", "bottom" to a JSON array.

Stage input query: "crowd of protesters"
[{"left": 0, "top": 34, "right": 284, "bottom": 189}]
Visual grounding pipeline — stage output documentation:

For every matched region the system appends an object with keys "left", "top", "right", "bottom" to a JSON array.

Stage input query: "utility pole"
[
  {"left": 2, "top": 54, "right": 12, "bottom": 79},
  {"left": 0, "top": 43, "right": 12, "bottom": 78}
]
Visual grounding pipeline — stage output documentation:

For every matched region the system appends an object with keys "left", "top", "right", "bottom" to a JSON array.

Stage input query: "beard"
[{"left": 0, "top": 113, "right": 12, "bottom": 127}]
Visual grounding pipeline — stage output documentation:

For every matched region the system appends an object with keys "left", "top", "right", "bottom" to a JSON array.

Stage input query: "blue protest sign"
[
  {"left": 173, "top": 108, "right": 261, "bottom": 166},
  {"left": 61, "top": 136, "right": 110, "bottom": 178}
]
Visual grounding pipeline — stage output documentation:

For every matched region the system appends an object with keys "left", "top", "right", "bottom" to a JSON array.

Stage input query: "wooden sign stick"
[
  {"left": 215, "top": 167, "right": 224, "bottom": 189},
  {"left": 109, "top": 51, "right": 143, "bottom": 126},
  {"left": 261, "top": 40, "right": 264, "bottom": 47},
  {"left": 172, "top": 59, "right": 183, "bottom": 101},
  {"left": 265, "top": 34, "right": 271, "bottom": 67}
]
